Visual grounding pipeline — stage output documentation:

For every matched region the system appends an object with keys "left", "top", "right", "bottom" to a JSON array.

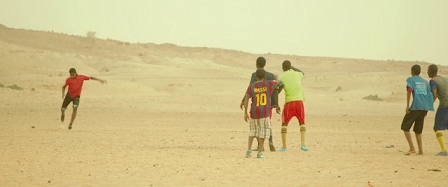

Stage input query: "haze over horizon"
[{"left": 1, "top": 0, "right": 447, "bottom": 65}]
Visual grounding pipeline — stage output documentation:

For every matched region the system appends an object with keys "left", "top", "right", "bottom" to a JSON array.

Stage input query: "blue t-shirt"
[{"left": 406, "top": 75, "right": 434, "bottom": 111}]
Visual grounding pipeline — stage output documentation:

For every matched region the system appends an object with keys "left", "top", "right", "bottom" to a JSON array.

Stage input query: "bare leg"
[
  {"left": 252, "top": 138, "right": 264, "bottom": 151},
  {"left": 70, "top": 108, "right": 77, "bottom": 123},
  {"left": 61, "top": 109, "right": 65, "bottom": 122},
  {"left": 258, "top": 138, "right": 265, "bottom": 153},
  {"left": 245, "top": 136, "right": 255, "bottom": 158},
  {"left": 68, "top": 108, "right": 77, "bottom": 129},
  {"left": 415, "top": 133, "right": 423, "bottom": 155},
  {"left": 247, "top": 136, "right": 255, "bottom": 151},
  {"left": 257, "top": 138, "right": 265, "bottom": 158},
  {"left": 269, "top": 130, "right": 276, "bottom": 152},
  {"left": 404, "top": 131, "right": 416, "bottom": 155}
]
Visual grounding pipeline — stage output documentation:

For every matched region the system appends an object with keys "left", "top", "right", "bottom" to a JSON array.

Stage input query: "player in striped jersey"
[
  {"left": 240, "top": 57, "right": 279, "bottom": 152},
  {"left": 243, "top": 69, "right": 278, "bottom": 158}
]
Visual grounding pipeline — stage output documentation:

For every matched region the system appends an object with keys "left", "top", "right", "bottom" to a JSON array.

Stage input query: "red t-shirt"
[{"left": 64, "top": 75, "right": 90, "bottom": 98}]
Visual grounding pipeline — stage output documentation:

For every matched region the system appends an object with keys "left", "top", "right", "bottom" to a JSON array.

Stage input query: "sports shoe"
[
  {"left": 435, "top": 152, "right": 448, "bottom": 156},
  {"left": 61, "top": 115, "right": 65, "bottom": 122},
  {"left": 257, "top": 152, "right": 265, "bottom": 158},
  {"left": 68, "top": 123, "right": 72, "bottom": 130},
  {"left": 301, "top": 145, "right": 309, "bottom": 151},
  {"left": 278, "top": 148, "right": 287, "bottom": 152},
  {"left": 269, "top": 144, "right": 276, "bottom": 152},
  {"left": 245, "top": 150, "right": 252, "bottom": 158}
]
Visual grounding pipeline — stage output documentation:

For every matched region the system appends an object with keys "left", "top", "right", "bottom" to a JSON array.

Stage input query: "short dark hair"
[
  {"left": 282, "top": 60, "right": 291, "bottom": 71},
  {"left": 428, "top": 64, "right": 438, "bottom": 75},
  {"left": 69, "top": 68, "right": 77, "bottom": 73},
  {"left": 255, "top": 68, "right": 266, "bottom": 80},
  {"left": 411, "top": 64, "right": 421, "bottom": 75},
  {"left": 256, "top": 57, "right": 266, "bottom": 68}
]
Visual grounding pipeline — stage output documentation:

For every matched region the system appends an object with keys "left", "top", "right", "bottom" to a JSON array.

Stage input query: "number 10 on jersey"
[{"left": 255, "top": 93, "right": 267, "bottom": 106}]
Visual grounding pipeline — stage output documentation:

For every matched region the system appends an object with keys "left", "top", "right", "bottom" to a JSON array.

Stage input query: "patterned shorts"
[{"left": 249, "top": 117, "right": 271, "bottom": 139}]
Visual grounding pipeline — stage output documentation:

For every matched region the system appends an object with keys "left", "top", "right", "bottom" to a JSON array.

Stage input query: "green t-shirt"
[{"left": 279, "top": 70, "right": 305, "bottom": 103}]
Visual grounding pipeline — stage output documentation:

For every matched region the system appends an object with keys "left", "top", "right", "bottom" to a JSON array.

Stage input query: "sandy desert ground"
[{"left": 1, "top": 26, "right": 447, "bottom": 186}]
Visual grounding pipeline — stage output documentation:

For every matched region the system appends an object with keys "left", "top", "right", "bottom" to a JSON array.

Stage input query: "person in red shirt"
[{"left": 61, "top": 68, "right": 106, "bottom": 130}]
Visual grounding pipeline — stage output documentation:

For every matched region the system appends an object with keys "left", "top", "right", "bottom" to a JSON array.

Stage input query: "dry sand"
[{"left": 1, "top": 27, "right": 447, "bottom": 186}]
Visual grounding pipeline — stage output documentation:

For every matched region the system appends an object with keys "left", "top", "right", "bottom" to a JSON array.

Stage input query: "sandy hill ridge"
[
  {"left": 1, "top": 25, "right": 444, "bottom": 111},
  {"left": 1, "top": 25, "right": 448, "bottom": 186}
]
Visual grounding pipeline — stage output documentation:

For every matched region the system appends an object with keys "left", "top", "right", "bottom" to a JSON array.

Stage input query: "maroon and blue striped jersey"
[{"left": 246, "top": 80, "right": 277, "bottom": 119}]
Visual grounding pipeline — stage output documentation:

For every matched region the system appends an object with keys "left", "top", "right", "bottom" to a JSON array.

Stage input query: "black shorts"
[
  {"left": 61, "top": 93, "right": 80, "bottom": 110},
  {"left": 401, "top": 110, "right": 428, "bottom": 134}
]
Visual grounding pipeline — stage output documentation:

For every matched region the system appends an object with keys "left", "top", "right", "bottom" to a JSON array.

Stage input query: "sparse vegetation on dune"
[
  {"left": 0, "top": 83, "right": 24, "bottom": 90},
  {"left": 6, "top": 84, "right": 24, "bottom": 90}
]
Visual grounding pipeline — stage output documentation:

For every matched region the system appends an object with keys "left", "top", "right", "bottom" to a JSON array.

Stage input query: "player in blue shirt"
[{"left": 401, "top": 64, "right": 434, "bottom": 155}]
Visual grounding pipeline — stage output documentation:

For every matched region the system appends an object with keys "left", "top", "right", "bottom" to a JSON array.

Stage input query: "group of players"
[
  {"left": 400, "top": 64, "right": 448, "bottom": 156},
  {"left": 240, "top": 57, "right": 307, "bottom": 159},
  {"left": 240, "top": 58, "right": 448, "bottom": 159},
  {"left": 59, "top": 58, "right": 448, "bottom": 158},
  {"left": 60, "top": 58, "right": 306, "bottom": 159}
]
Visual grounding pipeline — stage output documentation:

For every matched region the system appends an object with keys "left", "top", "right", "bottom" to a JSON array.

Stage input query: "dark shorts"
[
  {"left": 61, "top": 93, "right": 80, "bottom": 110},
  {"left": 434, "top": 107, "right": 448, "bottom": 131},
  {"left": 401, "top": 110, "right": 428, "bottom": 134}
]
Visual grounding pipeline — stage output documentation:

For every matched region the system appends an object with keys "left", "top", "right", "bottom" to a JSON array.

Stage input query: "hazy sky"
[{"left": 1, "top": 0, "right": 447, "bottom": 65}]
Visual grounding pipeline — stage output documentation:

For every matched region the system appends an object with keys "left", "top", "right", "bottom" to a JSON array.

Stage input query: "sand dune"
[{"left": 1, "top": 26, "right": 447, "bottom": 186}]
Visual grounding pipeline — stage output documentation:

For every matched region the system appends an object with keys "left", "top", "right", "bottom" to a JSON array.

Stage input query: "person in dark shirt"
[{"left": 427, "top": 64, "right": 448, "bottom": 156}]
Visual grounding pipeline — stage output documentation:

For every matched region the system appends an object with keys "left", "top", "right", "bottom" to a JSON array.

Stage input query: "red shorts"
[{"left": 282, "top": 101, "right": 305, "bottom": 125}]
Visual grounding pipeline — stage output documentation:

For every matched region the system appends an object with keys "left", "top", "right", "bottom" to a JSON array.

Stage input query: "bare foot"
[
  {"left": 269, "top": 144, "right": 276, "bottom": 152},
  {"left": 405, "top": 150, "right": 416, "bottom": 155}
]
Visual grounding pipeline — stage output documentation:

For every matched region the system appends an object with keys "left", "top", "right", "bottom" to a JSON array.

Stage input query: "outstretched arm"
[{"left": 91, "top": 76, "right": 107, "bottom": 84}]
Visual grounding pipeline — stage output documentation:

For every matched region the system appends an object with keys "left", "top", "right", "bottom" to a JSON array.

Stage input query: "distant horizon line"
[{"left": 0, "top": 23, "right": 443, "bottom": 66}]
